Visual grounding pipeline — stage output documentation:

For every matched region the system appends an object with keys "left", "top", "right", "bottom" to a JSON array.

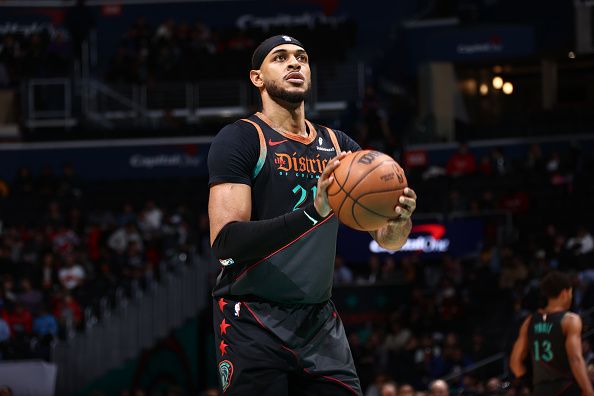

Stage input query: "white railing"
[
  {"left": 23, "top": 61, "right": 364, "bottom": 131},
  {"left": 52, "top": 251, "right": 208, "bottom": 396}
]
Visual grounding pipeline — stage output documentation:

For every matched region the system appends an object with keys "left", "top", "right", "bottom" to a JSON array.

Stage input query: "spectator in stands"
[
  {"left": 358, "top": 254, "right": 382, "bottom": 285},
  {"left": 123, "top": 241, "right": 148, "bottom": 281},
  {"left": 381, "top": 256, "right": 401, "bottom": 283},
  {"left": 380, "top": 381, "right": 398, "bottom": 396},
  {"left": 484, "top": 377, "right": 502, "bottom": 394},
  {"left": 546, "top": 151, "right": 562, "bottom": 173},
  {"left": 138, "top": 200, "right": 163, "bottom": 239},
  {"left": 364, "top": 373, "right": 392, "bottom": 396},
  {"left": 5, "top": 302, "right": 33, "bottom": 337},
  {"left": 399, "top": 384, "right": 415, "bottom": 396},
  {"left": 57, "top": 162, "right": 84, "bottom": 202},
  {"left": 525, "top": 143, "right": 546, "bottom": 175},
  {"left": 117, "top": 203, "right": 137, "bottom": 228},
  {"left": 35, "top": 165, "right": 57, "bottom": 200},
  {"left": 39, "top": 252, "right": 59, "bottom": 292},
  {"left": 490, "top": 147, "right": 510, "bottom": 176},
  {"left": 383, "top": 315, "right": 412, "bottom": 353},
  {"left": 446, "top": 142, "right": 477, "bottom": 177},
  {"left": 1, "top": 277, "right": 16, "bottom": 305},
  {"left": 53, "top": 291, "right": 82, "bottom": 330},
  {"left": 0, "top": 315, "right": 10, "bottom": 352},
  {"left": 11, "top": 167, "right": 35, "bottom": 198},
  {"left": 17, "top": 278, "right": 43, "bottom": 315},
  {"left": 429, "top": 379, "right": 449, "bottom": 396},
  {"left": 58, "top": 253, "right": 85, "bottom": 291},
  {"left": 498, "top": 252, "right": 528, "bottom": 290},
  {"left": 478, "top": 154, "right": 494, "bottom": 177},
  {"left": 32, "top": 303, "right": 58, "bottom": 338},
  {"left": 333, "top": 255, "right": 353, "bottom": 284},
  {"left": 566, "top": 225, "right": 594, "bottom": 256},
  {"left": 108, "top": 221, "right": 144, "bottom": 255},
  {"left": 498, "top": 189, "right": 530, "bottom": 214},
  {"left": 446, "top": 189, "right": 468, "bottom": 213},
  {"left": 52, "top": 224, "right": 81, "bottom": 258}
]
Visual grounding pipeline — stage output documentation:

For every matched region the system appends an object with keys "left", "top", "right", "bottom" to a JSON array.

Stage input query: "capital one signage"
[{"left": 370, "top": 224, "right": 451, "bottom": 254}]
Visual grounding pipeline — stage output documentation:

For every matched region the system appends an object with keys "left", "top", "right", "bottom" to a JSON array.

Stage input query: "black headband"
[{"left": 251, "top": 35, "right": 305, "bottom": 70}]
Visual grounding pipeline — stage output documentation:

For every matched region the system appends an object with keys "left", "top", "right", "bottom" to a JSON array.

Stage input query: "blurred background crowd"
[{"left": 0, "top": 0, "right": 593, "bottom": 395}]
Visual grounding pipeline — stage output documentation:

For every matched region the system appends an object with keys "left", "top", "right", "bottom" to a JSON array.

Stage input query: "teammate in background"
[
  {"left": 207, "top": 35, "right": 417, "bottom": 395},
  {"left": 510, "top": 270, "right": 594, "bottom": 396}
]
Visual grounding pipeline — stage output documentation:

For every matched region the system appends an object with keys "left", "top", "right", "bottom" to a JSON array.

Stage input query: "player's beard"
[{"left": 266, "top": 79, "right": 310, "bottom": 104}]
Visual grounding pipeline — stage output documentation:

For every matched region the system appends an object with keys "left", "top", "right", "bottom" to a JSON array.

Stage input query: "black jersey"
[
  {"left": 208, "top": 113, "right": 360, "bottom": 304},
  {"left": 527, "top": 311, "right": 573, "bottom": 386}
]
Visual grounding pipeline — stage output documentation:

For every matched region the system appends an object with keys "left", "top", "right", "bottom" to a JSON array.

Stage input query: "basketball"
[{"left": 327, "top": 150, "right": 408, "bottom": 231}]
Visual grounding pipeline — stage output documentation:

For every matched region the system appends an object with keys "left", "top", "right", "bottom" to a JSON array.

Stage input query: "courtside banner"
[
  {"left": 337, "top": 218, "right": 484, "bottom": 261},
  {"left": 0, "top": 139, "right": 210, "bottom": 181}
]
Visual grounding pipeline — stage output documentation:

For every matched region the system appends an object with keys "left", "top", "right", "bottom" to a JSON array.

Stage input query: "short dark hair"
[{"left": 540, "top": 271, "right": 572, "bottom": 299}]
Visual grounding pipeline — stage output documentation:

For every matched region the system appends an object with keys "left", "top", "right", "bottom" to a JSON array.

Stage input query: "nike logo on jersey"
[{"left": 268, "top": 138, "right": 288, "bottom": 146}]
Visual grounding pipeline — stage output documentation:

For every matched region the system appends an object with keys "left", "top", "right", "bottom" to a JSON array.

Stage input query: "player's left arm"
[
  {"left": 510, "top": 315, "right": 531, "bottom": 378},
  {"left": 369, "top": 187, "right": 416, "bottom": 250},
  {"left": 564, "top": 313, "right": 594, "bottom": 396}
]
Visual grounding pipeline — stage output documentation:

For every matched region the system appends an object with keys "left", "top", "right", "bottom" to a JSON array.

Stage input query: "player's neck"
[
  {"left": 259, "top": 101, "right": 307, "bottom": 137},
  {"left": 544, "top": 300, "right": 568, "bottom": 313}
]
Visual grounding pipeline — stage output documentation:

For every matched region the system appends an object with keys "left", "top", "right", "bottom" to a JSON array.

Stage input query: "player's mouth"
[{"left": 285, "top": 72, "right": 305, "bottom": 84}]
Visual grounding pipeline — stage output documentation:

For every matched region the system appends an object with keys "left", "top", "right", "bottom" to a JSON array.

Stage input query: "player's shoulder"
[
  {"left": 311, "top": 122, "right": 360, "bottom": 151},
  {"left": 216, "top": 118, "right": 259, "bottom": 136},
  {"left": 212, "top": 118, "right": 261, "bottom": 147},
  {"left": 563, "top": 311, "right": 582, "bottom": 323}
]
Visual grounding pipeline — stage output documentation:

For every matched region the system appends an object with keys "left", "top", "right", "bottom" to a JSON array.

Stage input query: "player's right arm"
[
  {"left": 510, "top": 315, "right": 531, "bottom": 378},
  {"left": 208, "top": 183, "right": 252, "bottom": 246},
  {"left": 564, "top": 313, "right": 594, "bottom": 396}
]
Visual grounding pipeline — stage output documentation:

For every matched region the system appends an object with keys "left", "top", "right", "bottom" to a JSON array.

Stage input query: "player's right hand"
[{"left": 314, "top": 151, "right": 350, "bottom": 218}]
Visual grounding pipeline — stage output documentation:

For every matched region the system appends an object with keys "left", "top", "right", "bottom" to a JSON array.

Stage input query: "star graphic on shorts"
[
  {"left": 220, "top": 319, "right": 231, "bottom": 335},
  {"left": 218, "top": 298, "right": 227, "bottom": 312},
  {"left": 219, "top": 340, "right": 229, "bottom": 356}
]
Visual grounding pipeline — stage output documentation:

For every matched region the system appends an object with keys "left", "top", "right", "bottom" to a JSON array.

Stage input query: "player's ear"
[{"left": 250, "top": 70, "right": 264, "bottom": 88}]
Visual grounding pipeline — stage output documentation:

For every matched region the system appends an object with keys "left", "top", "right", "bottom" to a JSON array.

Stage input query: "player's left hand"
[
  {"left": 389, "top": 187, "right": 417, "bottom": 224},
  {"left": 370, "top": 187, "right": 416, "bottom": 250}
]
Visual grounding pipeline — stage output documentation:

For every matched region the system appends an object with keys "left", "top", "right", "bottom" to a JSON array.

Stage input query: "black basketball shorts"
[{"left": 212, "top": 296, "right": 362, "bottom": 395}]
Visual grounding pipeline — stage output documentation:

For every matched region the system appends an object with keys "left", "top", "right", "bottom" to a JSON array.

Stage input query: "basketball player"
[
  {"left": 509, "top": 271, "right": 594, "bottom": 396},
  {"left": 207, "top": 35, "right": 417, "bottom": 395}
]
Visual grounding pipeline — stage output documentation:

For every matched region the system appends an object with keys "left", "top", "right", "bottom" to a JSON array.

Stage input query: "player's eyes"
[
  {"left": 274, "top": 55, "right": 286, "bottom": 61},
  {"left": 297, "top": 55, "right": 308, "bottom": 62}
]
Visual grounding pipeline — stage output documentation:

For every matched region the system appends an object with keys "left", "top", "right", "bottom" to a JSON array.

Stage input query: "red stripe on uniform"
[
  {"left": 233, "top": 214, "right": 335, "bottom": 281},
  {"left": 303, "top": 368, "right": 361, "bottom": 395},
  {"left": 242, "top": 302, "right": 268, "bottom": 330}
]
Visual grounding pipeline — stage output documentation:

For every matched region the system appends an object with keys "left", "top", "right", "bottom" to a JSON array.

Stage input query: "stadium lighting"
[
  {"left": 479, "top": 83, "right": 489, "bottom": 96},
  {"left": 492, "top": 76, "right": 504, "bottom": 89},
  {"left": 568, "top": 51, "right": 576, "bottom": 59},
  {"left": 502, "top": 82, "right": 514, "bottom": 94}
]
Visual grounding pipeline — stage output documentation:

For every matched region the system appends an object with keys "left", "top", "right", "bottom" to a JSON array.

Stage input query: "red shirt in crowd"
[
  {"left": 446, "top": 151, "right": 477, "bottom": 176},
  {"left": 4, "top": 307, "right": 33, "bottom": 335}
]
